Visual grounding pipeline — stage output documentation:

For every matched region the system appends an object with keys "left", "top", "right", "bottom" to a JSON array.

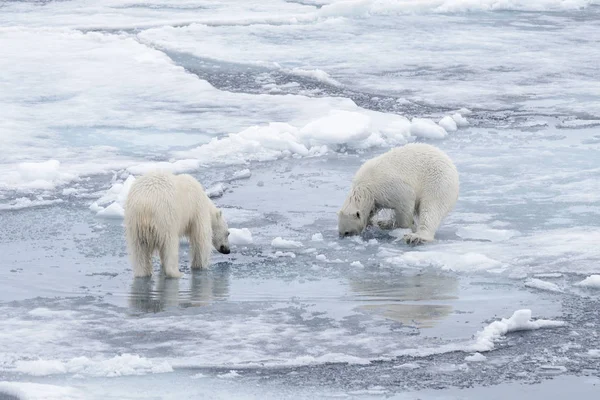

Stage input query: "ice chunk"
[
  {"left": 472, "top": 309, "right": 565, "bottom": 353},
  {"left": 395, "top": 251, "right": 503, "bottom": 272},
  {"left": 311, "top": 233, "right": 324, "bottom": 242},
  {"left": 534, "top": 273, "right": 563, "bottom": 278},
  {"left": 316, "top": 254, "right": 327, "bottom": 261},
  {"left": 231, "top": 169, "right": 251, "bottom": 180},
  {"left": 229, "top": 228, "right": 253, "bottom": 246},
  {"left": 524, "top": 278, "right": 563, "bottom": 293},
  {"left": 272, "top": 251, "right": 296, "bottom": 258},
  {"left": 217, "top": 370, "right": 240, "bottom": 379},
  {"left": 1, "top": 160, "right": 77, "bottom": 192},
  {"left": 271, "top": 237, "right": 303, "bottom": 249},
  {"left": 575, "top": 275, "right": 600, "bottom": 289},
  {"left": 206, "top": 183, "right": 226, "bottom": 198},
  {"left": 438, "top": 116, "right": 458, "bottom": 132},
  {"left": 451, "top": 113, "right": 469, "bottom": 127},
  {"left": 93, "top": 175, "right": 136, "bottom": 219},
  {"left": 350, "top": 261, "right": 364, "bottom": 268},
  {"left": 284, "top": 67, "right": 342, "bottom": 87},
  {"left": 456, "top": 224, "right": 519, "bottom": 242},
  {"left": 299, "top": 110, "right": 372, "bottom": 146},
  {"left": 409, "top": 118, "right": 447, "bottom": 139},
  {"left": 465, "top": 352, "right": 487, "bottom": 362}
]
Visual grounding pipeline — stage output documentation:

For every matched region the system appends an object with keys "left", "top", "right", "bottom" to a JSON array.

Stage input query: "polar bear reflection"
[{"left": 129, "top": 267, "right": 230, "bottom": 313}]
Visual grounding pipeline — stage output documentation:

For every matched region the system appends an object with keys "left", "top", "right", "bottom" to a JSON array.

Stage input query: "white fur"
[
  {"left": 124, "top": 171, "right": 230, "bottom": 278},
  {"left": 338, "top": 143, "right": 459, "bottom": 245}
]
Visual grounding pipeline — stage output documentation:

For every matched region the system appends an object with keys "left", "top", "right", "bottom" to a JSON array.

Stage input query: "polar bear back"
[
  {"left": 125, "top": 171, "right": 213, "bottom": 239},
  {"left": 354, "top": 143, "right": 458, "bottom": 201}
]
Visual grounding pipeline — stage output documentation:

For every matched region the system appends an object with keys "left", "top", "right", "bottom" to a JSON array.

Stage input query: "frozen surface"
[{"left": 1, "top": 1, "right": 600, "bottom": 399}]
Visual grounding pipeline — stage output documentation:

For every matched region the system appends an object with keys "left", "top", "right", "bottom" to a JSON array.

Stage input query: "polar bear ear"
[{"left": 355, "top": 211, "right": 360, "bottom": 219}]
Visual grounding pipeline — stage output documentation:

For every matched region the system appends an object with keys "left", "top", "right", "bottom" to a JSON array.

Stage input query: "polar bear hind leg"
[
  {"left": 159, "top": 231, "right": 182, "bottom": 278},
  {"left": 127, "top": 224, "right": 155, "bottom": 277},
  {"left": 403, "top": 199, "right": 445, "bottom": 245}
]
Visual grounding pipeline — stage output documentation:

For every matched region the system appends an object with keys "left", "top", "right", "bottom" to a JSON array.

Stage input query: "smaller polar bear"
[
  {"left": 338, "top": 143, "right": 459, "bottom": 245},
  {"left": 125, "top": 171, "right": 230, "bottom": 278}
]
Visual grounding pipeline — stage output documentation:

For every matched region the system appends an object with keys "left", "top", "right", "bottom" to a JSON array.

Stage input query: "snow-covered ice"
[{"left": 575, "top": 275, "right": 600, "bottom": 289}]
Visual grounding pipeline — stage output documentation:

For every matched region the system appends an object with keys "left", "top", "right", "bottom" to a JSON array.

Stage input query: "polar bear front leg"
[
  {"left": 159, "top": 233, "right": 182, "bottom": 278},
  {"left": 190, "top": 220, "right": 212, "bottom": 269}
]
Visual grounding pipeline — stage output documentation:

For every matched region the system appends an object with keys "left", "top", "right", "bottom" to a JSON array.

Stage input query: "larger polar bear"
[
  {"left": 124, "top": 171, "right": 230, "bottom": 278},
  {"left": 338, "top": 143, "right": 459, "bottom": 245}
]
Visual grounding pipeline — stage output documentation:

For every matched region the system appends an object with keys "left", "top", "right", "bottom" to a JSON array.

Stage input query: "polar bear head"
[
  {"left": 211, "top": 209, "right": 231, "bottom": 254},
  {"left": 337, "top": 209, "right": 365, "bottom": 237}
]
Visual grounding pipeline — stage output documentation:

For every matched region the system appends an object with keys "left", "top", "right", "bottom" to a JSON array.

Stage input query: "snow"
[
  {"left": 13, "top": 354, "right": 172, "bottom": 378},
  {"left": 525, "top": 279, "right": 564, "bottom": 293},
  {"left": 575, "top": 275, "right": 600, "bottom": 289},
  {"left": 350, "top": 261, "right": 364, "bottom": 268},
  {"left": 409, "top": 118, "right": 448, "bottom": 139},
  {"left": 0, "top": 382, "right": 84, "bottom": 400},
  {"left": 271, "top": 237, "right": 304, "bottom": 249},
  {"left": 228, "top": 228, "right": 254, "bottom": 246}
]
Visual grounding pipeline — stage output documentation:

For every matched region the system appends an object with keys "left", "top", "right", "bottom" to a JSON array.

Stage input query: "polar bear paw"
[
  {"left": 165, "top": 269, "right": 182, "bottom": 279},
  {"left": 403, "top": 233, "right": 429, "bottom": 246}
]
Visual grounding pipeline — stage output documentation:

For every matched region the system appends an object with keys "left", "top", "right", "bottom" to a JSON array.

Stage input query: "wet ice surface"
[{"left": 1, "top": 1, "right": 600, "bottom": 399}]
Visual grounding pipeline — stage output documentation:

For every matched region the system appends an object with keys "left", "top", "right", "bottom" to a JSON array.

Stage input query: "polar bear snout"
[{"left": 218, "top": 245, "right": 230, "bottom": 254}]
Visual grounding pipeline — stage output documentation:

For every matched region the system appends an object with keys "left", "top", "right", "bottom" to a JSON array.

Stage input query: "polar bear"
[
  {"left": 124, "top": 171, "right": 230, "bottom": 278},
  {"left": 338, "top": 143, "right": 459, "bottom": 245}
]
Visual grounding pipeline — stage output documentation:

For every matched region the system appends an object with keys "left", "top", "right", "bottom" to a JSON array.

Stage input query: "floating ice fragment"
[
  {"left": 438, "top": 116, "right": 458, "bottom": 132},
  {"left": 410, "top": 118, "right": 447, "bottom": 139},
  {"left": 228, "top": 228, "right": 253, "bottom": 245},
  {"left": 311, "top": 233, "right": 324, "bottom": 241},
  {"left": 471, "top": 309, "right": 565, "bottom": 353},
  {"left": 206, "top": 183, "right": 226, "bottom": 198},
  {"left": 231, "top": 169, "right": 251, "bottom": 180},
  {"left": 271, "top": 237, "right": 303, "bottom": 249},
  {"left": 524, "top": 278, "right": 563, "bottom": 293},
  {"left": 451, "top": 113, "right": 469, "bottom": 127}
]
